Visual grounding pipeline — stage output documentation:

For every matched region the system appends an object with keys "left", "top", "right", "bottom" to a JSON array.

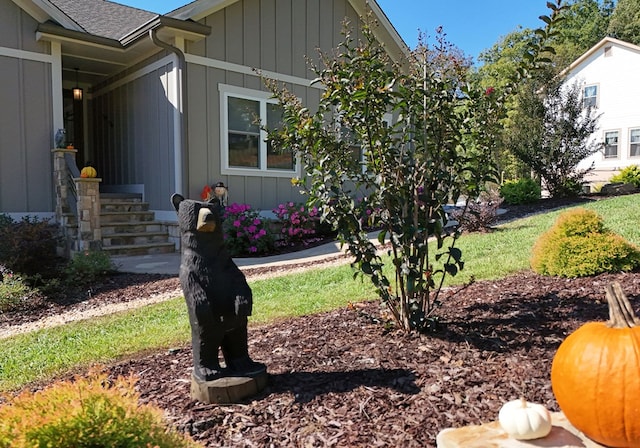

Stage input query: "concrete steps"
[{"left": 100, "top": 193, "right": 175, "bottom": 256}]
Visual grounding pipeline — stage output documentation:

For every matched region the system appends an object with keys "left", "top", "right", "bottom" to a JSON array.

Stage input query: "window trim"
[
  {"left": 219, "top": 84, "right": 299, "bottom": 177},
  {"left": 630, "top": 127, "right": 640, "bottom": 158},
  {"left": 603, "top": 129, "right": 620, "bottom": 160},
  {"left": 583, "top": 83, "right": 599, "bottom": 108}
]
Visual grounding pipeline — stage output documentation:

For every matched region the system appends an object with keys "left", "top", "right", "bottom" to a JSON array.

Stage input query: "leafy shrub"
[
  {"left": 610, "top": 165, "right": 640, "bottom": 188},
  {"left": 273, "top": 202, "right": 322, "bottom": 246},
  {"left": 64, "top": 250, "right": 116, "bottom": 286},
  {"left": 222, "top": 203, "right": 275, "bottom": 256},
  {"left": 0, "top": 370, "right": 201, "bottom": 448},
  {"left": 0, "top": 268, "right": 37, "bottom": 312},
  {"left": 500, "top": 178, "right": 541, "bottom": 205},
  {"left": 0, "top": 215, "right": 61, "bottom": 277},
  {"left": 531, "top": 208, "right": 640, "bottom": 278},
  {"left": 450, "top": 190, "right": 504, "bottom": 232}
]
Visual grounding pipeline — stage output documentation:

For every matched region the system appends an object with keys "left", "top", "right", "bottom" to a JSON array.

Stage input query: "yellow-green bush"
[
  {"left": 0, "top": 370, "right": 201, "bottom": 448},
  {"left": 531, "top": 208, "right": 640, "bottom": 278}
]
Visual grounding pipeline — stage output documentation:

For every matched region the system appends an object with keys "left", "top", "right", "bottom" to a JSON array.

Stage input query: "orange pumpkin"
[
  {"left": 80, "top": 166, "right": 97, "bottom": 178},
  {"left": 551, "top": 282, "right": 640, "bottom": 447}
]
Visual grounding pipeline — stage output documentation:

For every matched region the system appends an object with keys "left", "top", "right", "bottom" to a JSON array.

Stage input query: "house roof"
[
  {"left": 48, "top": 0, "right": 158, "bottom": 41},
  {"left": 561, "top": 36, "right": 640, "bottom": 75},
  {"left": 20, "top": 0, "right": 408, "bottom": 85}
]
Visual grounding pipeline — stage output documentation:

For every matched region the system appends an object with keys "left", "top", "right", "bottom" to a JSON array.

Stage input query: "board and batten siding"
[
  {"left": 91, "top": 55, "right": 177, "bottom": 211},
  {"left": 185, "top": 0, "right": 363, "bottom": 211},
  {"left": 0, "top": 0, "right": 55, "bottom": 215}
]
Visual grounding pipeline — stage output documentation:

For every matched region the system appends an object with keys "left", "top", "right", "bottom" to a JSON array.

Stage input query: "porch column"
[
  {"left": 74, "top": 177, "right": 102, "bottom": 253},
  {"left": 51, "top": 148, "right": 77, "bottom": 223}
]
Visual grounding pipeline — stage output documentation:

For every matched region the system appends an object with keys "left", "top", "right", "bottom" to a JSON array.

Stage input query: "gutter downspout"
[{"left": 150, "top": 29, "right": 189, "bottom": 196}]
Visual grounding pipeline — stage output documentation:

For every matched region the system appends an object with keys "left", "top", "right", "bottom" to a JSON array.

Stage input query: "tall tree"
[
  {"left": 608, "top": 0, "right": 640, "bottom": 44},
  {"left": 506, "top": 73, "right": 602, "bottom": 198},
  {"left": 555, "top": 0, "right": 615, "bottom": 65}
]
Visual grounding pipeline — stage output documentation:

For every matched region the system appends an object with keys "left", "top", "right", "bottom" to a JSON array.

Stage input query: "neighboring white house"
[{"left": 563, "top": 37, "right": 640, "bottom": 185}]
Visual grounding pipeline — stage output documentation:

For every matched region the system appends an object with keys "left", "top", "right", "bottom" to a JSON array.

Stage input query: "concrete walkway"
[{"left": 111, "top": 238, "right": 357, "bottom": 275}]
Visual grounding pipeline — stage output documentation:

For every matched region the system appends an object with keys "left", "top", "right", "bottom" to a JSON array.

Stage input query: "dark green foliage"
[
  {"left": 0, "top": 215, "right": 61, "bottom": 277},
  {"left": 607, "top": 0, "right": 640, "bottom": 45},
  {"left": 265, "top": 4, "right": 563, "bottom": 332},
  {"left": 64, "top": 250, "right": 116, "bottom": 286},
  {"left": 531, "top": 208, "right": 640, "bottom": 278},
  {"left": 500, "top": 178, "right": 542, "bottom": 204},
  {"left": 610, "top": 165, "right": 640, "bottom": 188},
  {"left": 506, "top": 75, "right": 602, "bottom": 198}
]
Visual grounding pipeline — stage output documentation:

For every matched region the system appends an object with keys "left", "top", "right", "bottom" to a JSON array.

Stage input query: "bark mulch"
[
  {"left": 5, "top": 194, "right": 640, "bottom": 447},
  {"left": 107, "top": 271, "right": 639, "bottom": 447}
]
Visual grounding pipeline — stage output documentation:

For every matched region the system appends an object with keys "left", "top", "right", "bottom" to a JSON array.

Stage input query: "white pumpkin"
[{"left": 498, "top": 398, "right": 552, "bottom": 440}]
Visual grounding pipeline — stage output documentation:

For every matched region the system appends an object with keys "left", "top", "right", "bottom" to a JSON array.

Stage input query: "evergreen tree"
[{"left": 608, "top": 0, "right": 640, "bottom": 44}]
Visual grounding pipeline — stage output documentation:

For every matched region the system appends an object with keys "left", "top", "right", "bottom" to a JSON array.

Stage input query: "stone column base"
[
  {"left": 190, "top": 371, "right": 269, "bottom": 404},
  {"left": 436, "top": 412, "right": 604, "bottom": 447}
]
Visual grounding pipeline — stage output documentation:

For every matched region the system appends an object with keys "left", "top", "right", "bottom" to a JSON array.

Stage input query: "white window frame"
[
  {"left": 603, "top": 129, "right": 620, "bottom": 159},
  {"left": 630, "top": 128, "right": 640, "bottom": 158},
  {"left": 583, "top": 84, "right": 598, "bottom": 108},
  {"left": 219, "top": 84, "right": 299, "bottom": 177}
]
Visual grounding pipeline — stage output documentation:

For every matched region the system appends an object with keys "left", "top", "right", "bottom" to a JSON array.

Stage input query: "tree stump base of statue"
[{"left": 190, "top": 370, "right": 269, "bottom": 404}]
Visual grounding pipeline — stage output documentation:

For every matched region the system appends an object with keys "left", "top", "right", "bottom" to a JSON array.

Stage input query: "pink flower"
[
  {"left": 249, "top": 246, "right": 258, "bottom": 253},
  {"left": 485, "top": 87, "right": 495, "bottom": 96},
  {"left": 233, "top": 220, "right": 241, "bottom": 227}
]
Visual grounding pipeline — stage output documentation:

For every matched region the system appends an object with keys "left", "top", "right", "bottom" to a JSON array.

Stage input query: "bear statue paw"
[
  {"left": 193, "top": 366, "right": 228, "bottom": 382},
  {"left": 227, "top": 357, "right": 267, "bottom": 377}
]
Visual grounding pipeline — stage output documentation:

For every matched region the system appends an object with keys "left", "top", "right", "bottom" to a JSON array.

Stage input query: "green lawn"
[{"left": 1, "top": 194, "right": 638, "bottom": 391}]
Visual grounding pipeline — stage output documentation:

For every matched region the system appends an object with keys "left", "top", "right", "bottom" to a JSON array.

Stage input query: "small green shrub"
[
  {"left": 531, "top": 208, "right": 640, "bottom": 278},
  {"left": 0, "top": 369, "right": 202, "bottom": 448},
  {"left": 500, "top": 178, "right": 541, "bottom": 205},
  {"left": 64, "top": 250, "right": 116, "bottom": 286},
  {"left": 0, "top": 215, "right": 61, "bottom": 277},
  {"left": 0, "top": 270, "right": 36, "bottom": 312},
  {"left": 610, "top": 165, "right": 640, "bottom": 188}
]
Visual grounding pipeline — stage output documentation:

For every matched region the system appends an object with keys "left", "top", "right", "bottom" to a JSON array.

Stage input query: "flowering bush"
[
  {"left": 265, "top": 4, "right": 564, "bottom": 332},
  {"left": 273, "top": 202, "right": 322, "bottom": 246},
  {"left": 222, "top": 203, "right": 275, "bottom": 256}
]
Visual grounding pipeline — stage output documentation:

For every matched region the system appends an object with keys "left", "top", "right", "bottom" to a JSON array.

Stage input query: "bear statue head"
[{"left": 171, "top": 193, "right": 224, "bottom": 234}]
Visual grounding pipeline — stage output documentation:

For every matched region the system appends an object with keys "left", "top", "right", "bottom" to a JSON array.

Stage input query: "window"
[
  {"left": 220, "top": 84, "right": 296, "bottom": 176},
  {"left": 630, "top": 128, "right": 640, "bottom": 158},
  {"left": 583, "top": 85, "right": 598, "bottom": 108},
  {"left": 604, "top": 130, "right": 619, "bottom": 159}
]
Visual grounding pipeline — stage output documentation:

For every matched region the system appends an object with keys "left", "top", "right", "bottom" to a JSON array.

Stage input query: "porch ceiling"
[{"left": 37, "top": 19, "right": 210, "bottom": 88}]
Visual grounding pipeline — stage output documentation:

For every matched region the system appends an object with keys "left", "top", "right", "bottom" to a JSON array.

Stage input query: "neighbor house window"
[
  {"left": 604, "top": 130, "right": 619, "bottom": 158},
  {"left": 630, "top": 128, "right": 640, "bottom": 157},
  {"left": 583, "top": 85, "right": 598, "bottom": 108},
  {"left": 220, "top": 84, "right": 296, "bottom": 176}
]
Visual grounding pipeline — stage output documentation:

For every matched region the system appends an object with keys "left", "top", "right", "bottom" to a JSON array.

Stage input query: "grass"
[{"left": 1, "top": 194, "right": 638, "bottom": 391}]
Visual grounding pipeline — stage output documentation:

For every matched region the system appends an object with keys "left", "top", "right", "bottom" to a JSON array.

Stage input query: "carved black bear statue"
[{"left": 171, "top": 194, "right": 266, "bottom": 382}]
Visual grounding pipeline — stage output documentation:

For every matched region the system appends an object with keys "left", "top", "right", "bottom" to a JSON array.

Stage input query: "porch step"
[
  {"left": 98, "top": 194, "right": 175, "bottom": 257},
  {"left": 101, "top": 242, "right": 176, "bottom": 256}
]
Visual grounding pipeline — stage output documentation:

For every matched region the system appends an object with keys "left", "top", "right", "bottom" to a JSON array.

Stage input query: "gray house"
[{"left": 1, "top": 0, "right": 407, "bottom": 254}]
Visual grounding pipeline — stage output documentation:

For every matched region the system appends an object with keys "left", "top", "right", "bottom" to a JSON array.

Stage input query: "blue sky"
[{"left": 118, "top": 0, "right": 552, "bottom": 62}]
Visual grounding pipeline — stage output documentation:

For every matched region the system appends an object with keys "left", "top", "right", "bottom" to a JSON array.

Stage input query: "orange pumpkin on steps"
[{"left": 551, "top": 282, "right": 640, "bottom": 447}]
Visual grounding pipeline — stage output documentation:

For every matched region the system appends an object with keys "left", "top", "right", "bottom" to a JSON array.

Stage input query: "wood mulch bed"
[{"left": 4, "top": 194, "right": 640, "bottom": 447}]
